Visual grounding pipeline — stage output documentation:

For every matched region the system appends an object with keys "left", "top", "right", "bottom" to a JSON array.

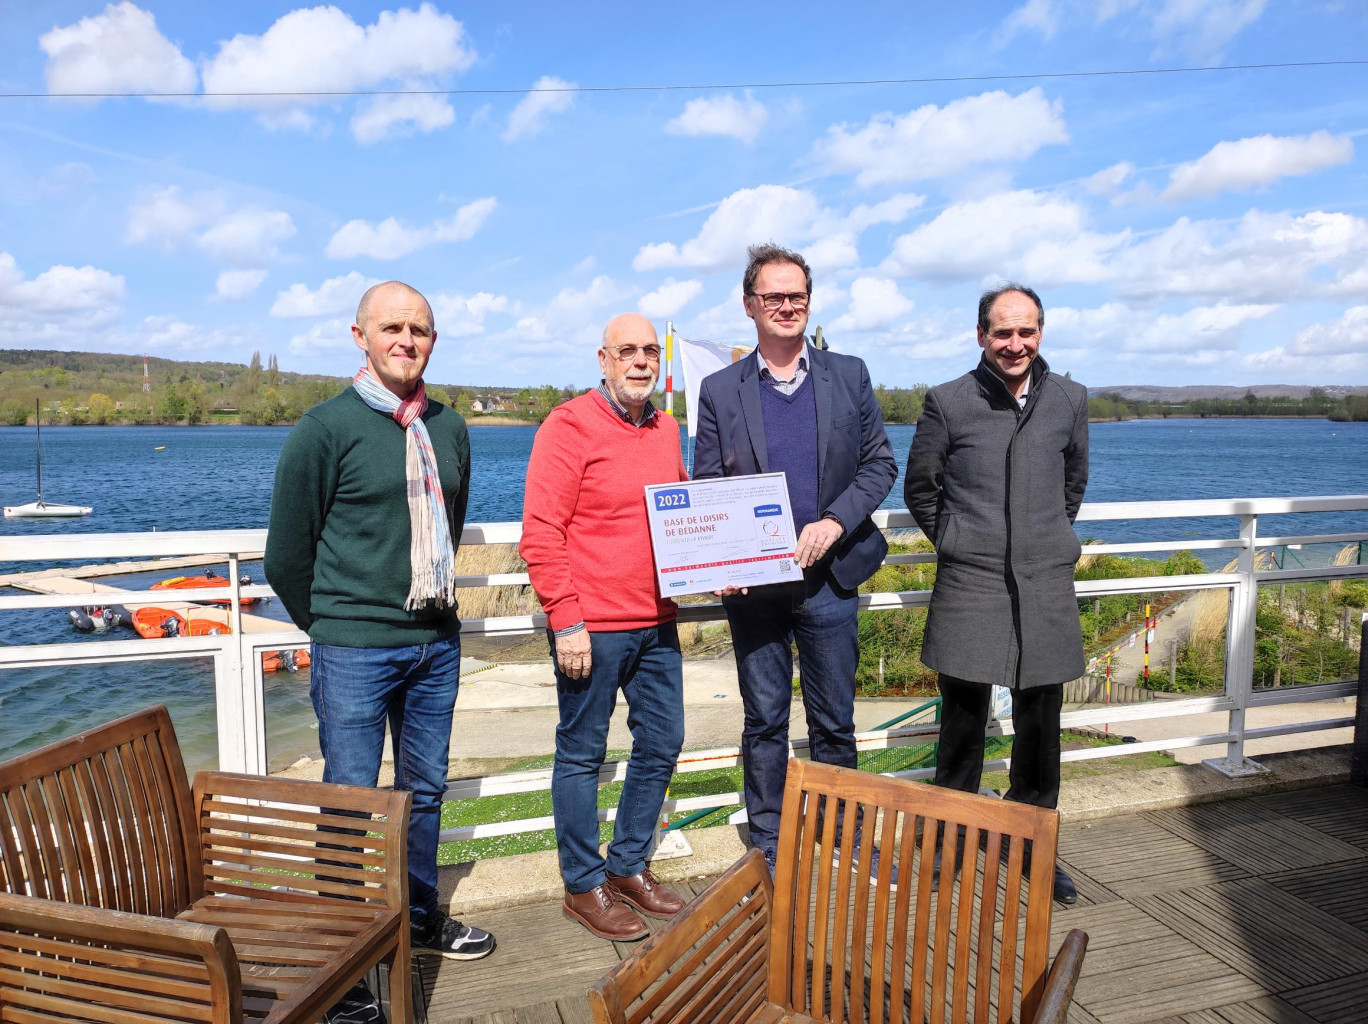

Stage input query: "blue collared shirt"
[{"left": 596, "top": 381, "right": 657, "bottom": 426}]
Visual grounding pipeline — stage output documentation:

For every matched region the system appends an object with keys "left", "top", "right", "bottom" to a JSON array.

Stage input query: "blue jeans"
[
  {"left": 724, "top": 576, "right": 859, "bottom": 855},
  {"left": 550, "top": 623, "right": 684, "bottom": 894},
  {"left": 310, "top": 635, "right": 460, "bottom": 929}
]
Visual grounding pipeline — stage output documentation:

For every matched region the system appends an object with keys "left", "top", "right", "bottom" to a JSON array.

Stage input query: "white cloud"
[
  {"left": 271, "top": 271, "right": 379, "bottom": 318},
  {"left": 1162, "top": 132, "right": 1354, "bottom": 201},
  {"left": 639, "top": 278, "right": 703, "bottom": 318},
  {"left": 126, "top": 186, "right": 294, "bottom": 266},
  {"left": 844, "top": 194, "right": 925, "bottom": 233},
  {"left": 995, "top": 0, "right": 1059, "bottom": 44},
  {"left": 634, "top": 185, "right": 823, "bottom": 273},
  {"left": 1050, "top": 301, "right": 1277, "bottom": 359},
  {"left": 196, "top": 207, "right": 295, "bottom": 266},
  {"left": 0, "top": 253, "right": 126, "bottom": 346},
  {"left": 215, "top": 269, "right": 268, "bottom": 302},
  {"left": 1001, "top": 0, "right": 1266, "bottom": 56},
  {"left": 882, "top": 190, "right": 1127, "bottom": 284},
  {"left": 288, "top": 317, "right": 356, "bottom": 356},
  {"left": 325, "top": 197, "right": 498, "bottom": 260},
  {"left": 504, "top": 77, "right": 576, "bottom": 141},
  {"left": 125, "top": 186, "right": 222, "bottom": 248},
  {"left": 1137, "top": 0, "right": 1267, "bottom": 56},
  {"left": 680, "top": 285, "right": 752, "bottom": 343},
  {"left": 812, "top": 90, "right": 1068, "bottom": 187},
  {"left": 200, "top": 4, "right": 475, "bottom": 127},
  {"left": 1083, "top": 162, "right": 1134, "bottom": 196},
  {"left": 430, "top": 291, "right": 512, "bottom": 337},
  {"left": 551, "top": 275, "right": 623, "bottom": 315},
  {"left": 1285, "top": 305, "right": 1368, "bottom": 357},
  {"left": 1115, "top": 208, "right": 1368, "bottom": 302},
  {"left": 828, "top": 278, "right": 915, "bottom": 333},
  {"left": 40, "top": 162, "right": 99, "bottom": 193},
  {"left": 351, "top": 93, "right": 455, "bottom": 145},
  {"left": 665, "top": 92, "right": 768, "bottom": 144},
  {"left": 0, "top": 253, "right": 125, "bottom": 313},
  {"left": 41, "top": 2, "right": 197, "bottom": 97}
]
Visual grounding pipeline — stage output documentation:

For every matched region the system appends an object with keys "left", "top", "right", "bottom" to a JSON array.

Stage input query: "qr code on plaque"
[{"left": 780, "top": 559, "right": 792, "bottom": 572}]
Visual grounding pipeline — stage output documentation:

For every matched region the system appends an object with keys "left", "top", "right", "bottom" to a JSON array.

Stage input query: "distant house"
[{"left": 471, "top": 394, "right": 515, "bottom": 414}]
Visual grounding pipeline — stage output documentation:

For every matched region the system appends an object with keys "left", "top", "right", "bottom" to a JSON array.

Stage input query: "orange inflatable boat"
[
  {"left": 150, "top": 570, "right": 265, "bottom": 606},
  {"left": 131, "top": 607, "right": 188, "bottom": 639}
]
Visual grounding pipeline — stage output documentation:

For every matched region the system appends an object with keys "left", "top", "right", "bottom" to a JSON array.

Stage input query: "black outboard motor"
[{"left": 69, "top": 607, "right": 95, "bottom": 632}]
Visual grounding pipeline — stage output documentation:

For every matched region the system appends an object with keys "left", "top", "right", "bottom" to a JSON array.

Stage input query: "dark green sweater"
[{"left": 264, "top": 387, "right": 470, "bottom": 647}]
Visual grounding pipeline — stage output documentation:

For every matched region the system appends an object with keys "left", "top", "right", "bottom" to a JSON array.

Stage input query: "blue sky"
[{"left": 1, "top": 1, "right": 1366, "bottom": 389}]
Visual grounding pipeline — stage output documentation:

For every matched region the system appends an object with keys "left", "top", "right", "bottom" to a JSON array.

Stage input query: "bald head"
[
  {"left": 601, "top": 312, "right": 656, "bottom": 350},
  {"left": 356, "top": 281, "right": 433, "bottom": 334}
]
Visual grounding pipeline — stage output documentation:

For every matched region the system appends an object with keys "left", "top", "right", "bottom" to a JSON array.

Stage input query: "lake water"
[{"left": 2, "top": 417, "right": 1366, "bottom": 768}]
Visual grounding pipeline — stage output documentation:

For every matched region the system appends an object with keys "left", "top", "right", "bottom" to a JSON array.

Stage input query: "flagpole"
[{"left": 664, "top": 320, "right": 675, "bottom": 415}]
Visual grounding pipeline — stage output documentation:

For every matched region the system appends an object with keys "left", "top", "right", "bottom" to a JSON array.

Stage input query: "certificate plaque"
[{"left": 644, "top": 473, "right": 805, "bottom": 597}]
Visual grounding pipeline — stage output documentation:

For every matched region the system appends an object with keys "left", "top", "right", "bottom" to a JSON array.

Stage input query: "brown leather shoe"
[
  {"left": 605, "top": 869, "right": 686, "bottom": 920},
  {"left": 563, "top": 885, "right": 649, "bottom": 941}
]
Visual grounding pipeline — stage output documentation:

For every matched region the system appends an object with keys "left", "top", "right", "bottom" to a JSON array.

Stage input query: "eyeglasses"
[
  {"left": 605, "top": 345, "right": 662, "bottom": 362},
  {"left": 750, "top": 291, "right": 810, "bottom": 311}
]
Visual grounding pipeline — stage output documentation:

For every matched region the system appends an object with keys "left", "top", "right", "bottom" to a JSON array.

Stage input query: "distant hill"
[{"left": 1088, "top": 384, "right": 1368, "bottom": 401}]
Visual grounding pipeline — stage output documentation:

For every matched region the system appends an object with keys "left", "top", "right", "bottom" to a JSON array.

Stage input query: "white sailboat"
[{"left": 4, "top": 401, "right": 93, "bottom": 518}]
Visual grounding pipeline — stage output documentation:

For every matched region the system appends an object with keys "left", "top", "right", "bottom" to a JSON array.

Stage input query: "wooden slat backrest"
[
  {"left": 0, "top": 892, "right": 239, "bottom": 1024},
  {"left": 588, "top": 849, "right": 773, "bottom": 1024},
  {"left": 192, "top": 772, "right": 410, "bottom": 911},
  {"left": 768, "top": 759, "right": 1060, "bottom": 1024},
  {"left": 0, "top": 706, "right": 198, "bottom": 918}
]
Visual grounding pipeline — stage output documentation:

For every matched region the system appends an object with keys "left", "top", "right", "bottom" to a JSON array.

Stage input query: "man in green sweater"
[{"left": 266, "top": 281, "right": 494, "bottom": 1024}]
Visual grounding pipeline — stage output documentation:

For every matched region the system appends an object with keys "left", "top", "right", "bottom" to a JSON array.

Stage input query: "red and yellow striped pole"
[
  {"left": 664, "top": 320, "right": 675, "bottom": 415},
  {"left": 1143, "top": 602, "right": 1152, "bottom": 687}
]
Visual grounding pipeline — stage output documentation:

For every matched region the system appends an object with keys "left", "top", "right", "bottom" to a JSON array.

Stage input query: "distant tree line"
[
  {"left": 0, "top": 349, "right": 662, "bottom": 427},
  {"left": 1088, "top": 388, "right": 1368, "bottom": 422}
]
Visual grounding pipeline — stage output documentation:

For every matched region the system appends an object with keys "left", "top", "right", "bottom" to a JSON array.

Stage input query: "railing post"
[
  {"left": 1205, "top": 512, "right": 1268, "bottom": 777},
  {"left": 213, "top": 551, "right": 267, "bottom": 775}
]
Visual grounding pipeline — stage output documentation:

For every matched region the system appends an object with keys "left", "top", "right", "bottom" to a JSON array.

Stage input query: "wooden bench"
[
  {"left": 0, "top": 704, "right": 411, "bottom": 1024},
  {"left": 590, "top": 758, "right": 1087, "bottom": 1024}
]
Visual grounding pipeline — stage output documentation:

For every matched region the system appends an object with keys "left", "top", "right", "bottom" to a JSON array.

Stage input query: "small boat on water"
[
  {"left": 69, "top": 604, "right": 133, "bottom": 633},
  {"left": 263, "top": 649, "right": 311, "bottom": 673},
  {"left": 129, "top": 608, "right": 308, "bottom": 672},
  {"left": 131, "top": 607, "right": 188, "bottom": 639},
  {"left": 150, "top": 570, "right": 266, "bottom": 605},
  {"left": 4, "top": 400, "right": 92, "bottom": 518}
]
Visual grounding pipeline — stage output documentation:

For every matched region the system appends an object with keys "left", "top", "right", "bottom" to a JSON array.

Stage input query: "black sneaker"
[
  {"left": 411, "top": 912, "right": 496, "bottom": 960},
  {"left": 324, "top": 981, "right": 385, "bottom": 1024}
]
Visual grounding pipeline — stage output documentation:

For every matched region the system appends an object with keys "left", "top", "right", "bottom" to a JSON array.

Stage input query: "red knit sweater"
[{"left": 520, "top": 392, "right": 688, "bottom": 632}]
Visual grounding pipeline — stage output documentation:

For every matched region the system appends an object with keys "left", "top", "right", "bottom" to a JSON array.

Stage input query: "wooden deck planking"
[
  {"left": 1056, "top": 816, "right": 1251, "bottom": 898},
  {"left": 414, "top": 785, "right": 1368, "bottom": 1024},
  {"left": 1254, "top": 786, "right": 1368, "bottom": 851},
  {"left": 1281, "top": 973, "right": 1368, "bottom": 1024},
  {"left": 1145, "top": 803, "right": 1367, "bottom": 875},
  {"left": 1130, "top": 877, "right": 1368, "bottom": 992},
  {"left": 1263, "top": 859, "right": 1368, "bottom": 933}
]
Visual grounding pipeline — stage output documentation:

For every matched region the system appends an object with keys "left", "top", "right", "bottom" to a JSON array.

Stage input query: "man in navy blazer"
[{"left": 694, "top": 244, "right": 897, "bottom": 870}]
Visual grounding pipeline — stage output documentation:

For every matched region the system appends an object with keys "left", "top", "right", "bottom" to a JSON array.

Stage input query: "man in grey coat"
[{"left": 904, "top": 284, "right": 1088, "bottom": 904}]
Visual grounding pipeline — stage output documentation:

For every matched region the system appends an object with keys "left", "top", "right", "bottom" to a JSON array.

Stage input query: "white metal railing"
[{"left": 1, "top": 495, "right": 1365, "bottom": 847}]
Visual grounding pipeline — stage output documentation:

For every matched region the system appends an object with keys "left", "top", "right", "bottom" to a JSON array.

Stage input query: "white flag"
[{"left": 677, "top": 337, "right": 753, "bottom": 437}]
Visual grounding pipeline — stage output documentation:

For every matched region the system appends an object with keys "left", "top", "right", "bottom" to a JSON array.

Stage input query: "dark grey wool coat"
[{"left": 904, "top": 355, "right": 1089, "bottom": 689}]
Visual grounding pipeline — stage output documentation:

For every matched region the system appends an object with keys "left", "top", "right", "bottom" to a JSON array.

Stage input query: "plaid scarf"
[{"left": 352, "top": 368, "right": 458, "bottom": 612}]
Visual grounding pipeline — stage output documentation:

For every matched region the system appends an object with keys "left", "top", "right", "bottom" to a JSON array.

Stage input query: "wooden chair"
[
  {"left": 0, "top": 704, "right": 412, "bottom": 1024},
  {"left": 589, "top": 759, "right": 1087, "bottom": 1024}
]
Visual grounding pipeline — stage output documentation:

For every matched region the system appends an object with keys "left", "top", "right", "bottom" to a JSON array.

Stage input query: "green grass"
[
  {"left": 437, "top": 728, "right": 1181, "bottom": 865},
  {"left": 438, "top": 734, "right": 941, "bottom": 864}
]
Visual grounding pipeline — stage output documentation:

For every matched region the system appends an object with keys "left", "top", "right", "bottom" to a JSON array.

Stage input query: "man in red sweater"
[{"left": 520, "top": 313, "right": 691, "bottom": 941}]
